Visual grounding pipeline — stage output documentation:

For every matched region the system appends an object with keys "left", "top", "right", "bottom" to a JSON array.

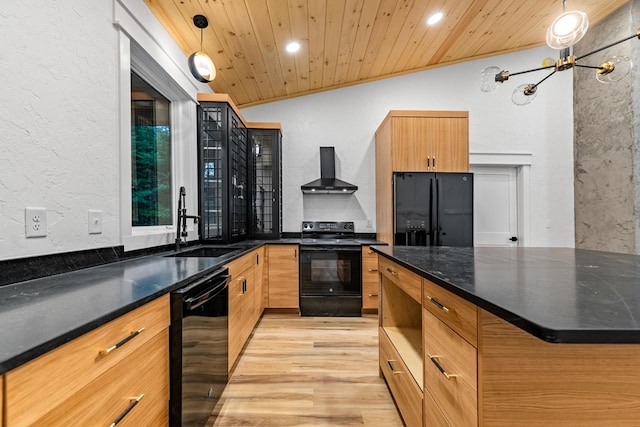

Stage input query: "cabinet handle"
[
  {"left": 387, "top": 360, "right": 402, "bottom": 374},
  {"left": 432, "top": 156, "right": 436, "bottom": 169},
  {"left": 426, "top": 295, "right": 450, "bottom": 312},
  {"left": 100, "top": 328, "right": 145, "bottom": 356},
  {"left": 369, "top": 293, "right": 379, "bottom": 297},
  {"left": 241, "top": 278, "right": 247, "bottom": 294},
  {"left": 427, "top": 157, "right": 430, "bottom": 168},
  {"left": 294, "top": 249, "right": 297, "bottom": 259},
  {"left": 385, "top": 267, "right": 397, "bottom": 276},
  {"left": 428, "top": 354, "right": 456, "bottom": 380},
  {"left": 109, "top": 394, "right": 144, "bottom": 427},
  {"left": 368, "top": 268, "right": 378, "bottom": 272}
]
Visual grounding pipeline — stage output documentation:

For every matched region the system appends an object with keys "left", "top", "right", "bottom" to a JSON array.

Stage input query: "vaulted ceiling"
[{"left": 144, "top": 0, "right": 629, "bottom": 107}]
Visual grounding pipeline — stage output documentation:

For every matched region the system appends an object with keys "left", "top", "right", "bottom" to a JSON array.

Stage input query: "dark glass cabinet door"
[
  {"left": 198, "top": 102, "right": 248, "bottom": 243},
  {"left": 248, "top": 128, "right": 282, "bottom": 239}
]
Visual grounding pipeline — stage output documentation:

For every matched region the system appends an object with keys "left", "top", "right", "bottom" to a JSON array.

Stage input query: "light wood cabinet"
[
  {"left": 423, "top": 309, "right": 477, "bottom": 427},
  {"left": 375, "top": 110, "right": 469, "bottom": 244},
  {"left": 379, "top": 257, "right": 423, "bottom": 426},
  {"left": 376, "top": 251, "right": 640, "bottom": 426},
  {"left": 254, "top": 246, "right": 267, "bottom": 318},
  {"left": 226, "top": 250, "right": 261, "bottom": 370},
  {"left": 361, "top": 246, "right": 379, "bottom": 311},
  {"left": 4, "top": 295, "right": 170, "bottom": 426},
  {"left": 267, "top": 245, "right": 299, "bottom": 309}
]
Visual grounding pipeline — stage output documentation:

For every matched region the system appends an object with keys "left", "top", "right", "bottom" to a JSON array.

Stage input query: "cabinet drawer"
[
  {"left": 362, "top": 280, "right": 380, "bottom": 309},
  {"left": 423, "top": 279, "right": 477, "bottom": 346},
  {"left": 379, "top": 328, "right": 422, "bottom": 427},
  {"left": 226, "top": 250, "right": 258, "bottom": 278},
  {"left": 30, "top": 330, "right": 169, "bottom": 426},
  {"left": 424, "top": 389, "right": 451, "bottom": 427},
  {"left": 379, "top": 256, "right": 421, "bottom": 303},
  {"left": 423, "top": 309, "right": 477, "bottom": 427},
  {"left": 5, "top": 295, "right": 169, "bottom": 427}
]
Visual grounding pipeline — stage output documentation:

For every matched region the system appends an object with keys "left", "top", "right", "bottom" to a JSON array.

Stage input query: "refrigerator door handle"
[{"left": 434, "top": 177, "right": 441, "bottom": 246}]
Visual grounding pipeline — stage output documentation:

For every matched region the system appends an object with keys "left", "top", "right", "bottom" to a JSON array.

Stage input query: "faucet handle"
[{"left": 181, "top": 230, "right": 188, "bottom": 237}]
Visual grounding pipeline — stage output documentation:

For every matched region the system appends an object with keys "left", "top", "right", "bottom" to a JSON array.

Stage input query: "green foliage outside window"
[{"left": 131, "top": 72, "right": 172, "bottom": 227}]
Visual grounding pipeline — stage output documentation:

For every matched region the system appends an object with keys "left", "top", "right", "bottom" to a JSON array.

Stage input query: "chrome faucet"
[{"left": 175, "top": 186, "right": 200, "bottom": 252}]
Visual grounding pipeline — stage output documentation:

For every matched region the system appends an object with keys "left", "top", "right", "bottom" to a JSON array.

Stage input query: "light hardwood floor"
[{"left": 209, "top": 314, "right": 404, "bottom": 426}]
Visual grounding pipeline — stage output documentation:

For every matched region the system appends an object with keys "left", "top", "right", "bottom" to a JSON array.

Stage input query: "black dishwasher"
[{"left": 169, "top": 267, "right": 229, "bottom": 427}]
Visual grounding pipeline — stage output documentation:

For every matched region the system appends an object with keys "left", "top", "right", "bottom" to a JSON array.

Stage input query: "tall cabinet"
[
  {"left": 196, "top": 94, "right": 282, "bottom": 243},
  {"left": 247, "top": 124, "right": 282, "bottom": 239},
  {"left": 197, "top": 94, "right": 248, "bottom": 243},
  {"left": 375, "top": 110, "right": 469, "bottom": 244}
]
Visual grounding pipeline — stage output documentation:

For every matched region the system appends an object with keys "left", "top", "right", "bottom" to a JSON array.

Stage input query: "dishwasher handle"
[{"left": 184, "top": 274, "right": 229, "bottom": 310}]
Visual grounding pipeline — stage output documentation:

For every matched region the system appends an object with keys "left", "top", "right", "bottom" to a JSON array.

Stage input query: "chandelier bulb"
[
  {"left": 512, "top": 84, "right": 537, "bottom": 106},
  {"left": 596, "top": 56, "right": 632, "bottom": 83},
  {"left": 546, "top": 10, "right": 589, "bottom": 49},
  {"left": 480, "top": 66, "right": 503, "bottom": 92}
]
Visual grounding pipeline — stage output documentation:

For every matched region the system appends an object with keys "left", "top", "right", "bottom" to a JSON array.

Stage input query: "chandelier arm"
[
  {"left": 508, "top": 64, "right": 556, "bottom": 78},
  {"left": 530, "top": 70, "right": 557, "bottom": 91},
  {"left": 574, "top": 64, "right": 605, "bottom": 70},
  {"left": 575, "top": 31, "right": 639, "bottom": 61}
]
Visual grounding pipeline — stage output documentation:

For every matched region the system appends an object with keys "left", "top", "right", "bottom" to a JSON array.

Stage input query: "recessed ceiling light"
[
  {"left": 286, "top": 41, "right": 301, "bottom": 53},
  {"left": 427, "top": 12, "right": 443, "bottom": 26}
]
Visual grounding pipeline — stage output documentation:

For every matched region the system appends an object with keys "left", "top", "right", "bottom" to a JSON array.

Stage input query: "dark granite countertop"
[
  {"left": 372, "top": 246, "right": 640, "bottom": 344},
  {"left": 0, "top": 255, "right": 230, "bottom": 374},
  {"left": 0, "top": 238, "right": 385, "bottom": 374}
]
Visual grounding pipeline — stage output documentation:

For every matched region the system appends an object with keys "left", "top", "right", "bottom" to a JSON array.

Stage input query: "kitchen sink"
[{"left": 167, "top": 247, "right": 243, "bottom": 258}]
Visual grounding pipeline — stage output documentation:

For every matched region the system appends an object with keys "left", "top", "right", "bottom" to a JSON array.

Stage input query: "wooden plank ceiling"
[{"left": 144, "top": 0, "right": 629, "bottom": 107}]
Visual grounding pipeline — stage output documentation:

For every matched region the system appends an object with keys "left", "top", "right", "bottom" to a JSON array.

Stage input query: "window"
[{"left": 130, "top": 72, "right": 172, "bottom": 226}]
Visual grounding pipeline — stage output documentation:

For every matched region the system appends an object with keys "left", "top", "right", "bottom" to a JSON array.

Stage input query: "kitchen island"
[{"left": 373, "top": 246, "right": 640, "bottom": 426}]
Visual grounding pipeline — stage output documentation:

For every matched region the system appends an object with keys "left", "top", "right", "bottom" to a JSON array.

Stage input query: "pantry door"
[{"left": 470, "top": 166, "right": 518, "bottom": 247}]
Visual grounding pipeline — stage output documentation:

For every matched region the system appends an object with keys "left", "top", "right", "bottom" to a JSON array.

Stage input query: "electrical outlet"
[
  {"left": 25, "top": 207, "right": 47, "bottom": 238},
  {"left": 366, "top": 218, "right": 373, "bottom": 228},
  {"left": 88, "top": 210, "right": 102, "bottom": 234}
]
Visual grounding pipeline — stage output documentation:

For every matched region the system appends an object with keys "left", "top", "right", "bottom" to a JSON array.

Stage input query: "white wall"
[
  {"left": 0, "top": 0, "right": 575, "bottom": 261},
  {"left": 0, "top": 0, "right": 211, "bottom": 260},
  {"left": 242, "top": 47, "right": 575, "bottom": 247},
  {"left": 0, "top": 2, "right": 119, "bottom": 259}
]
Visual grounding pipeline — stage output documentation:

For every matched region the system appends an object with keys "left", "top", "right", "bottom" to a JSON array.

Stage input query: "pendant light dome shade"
[
  {"left": 189, "top": 15, "right": 216, "bottom": 83},
  {"left": 546, "top": 10, "right": 589, "bottom": 49},
  {"left": 189, "top": 51, "right": 216, "bottom": 82}
]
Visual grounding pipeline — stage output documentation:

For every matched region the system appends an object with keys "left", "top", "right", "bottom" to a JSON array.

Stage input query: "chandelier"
[{"left": 480, "top": 0, "right": 639, "bottom": 106}]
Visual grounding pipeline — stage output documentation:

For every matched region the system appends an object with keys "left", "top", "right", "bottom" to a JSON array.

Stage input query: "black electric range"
[{"left": 299, "top": 221, "right": 362, "bottom": 316}]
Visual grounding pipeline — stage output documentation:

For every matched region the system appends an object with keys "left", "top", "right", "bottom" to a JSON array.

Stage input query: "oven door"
[{"left": 299, "top": 246, "right": 362, "bottom": 316}]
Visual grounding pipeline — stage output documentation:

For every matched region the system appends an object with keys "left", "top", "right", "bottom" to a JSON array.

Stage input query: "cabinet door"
[
  {"left": 254, "top": 247, "right": 266, "bottom": 319},
  {"left": 228, "top": 265, "right": 255, "bottom": 370},
  {"left": 361, "top": 246, "right": 379, "bottom": 310},
  {"left": 392, "top": 117, "right": 432, "bottom": 172},
  {"left": 432, "top": 117, "right": 469, "bottom": 172},
  {"left": 268, "top": 245, "right": 299, "bottom": 308}
]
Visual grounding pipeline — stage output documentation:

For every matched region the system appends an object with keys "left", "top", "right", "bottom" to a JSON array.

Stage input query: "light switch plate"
[
  {"left": 25, "top": 207, "right": 47, "bottom": 238},
  {"left": 88, "top": 210, "right": 102, "bottom": 234}
]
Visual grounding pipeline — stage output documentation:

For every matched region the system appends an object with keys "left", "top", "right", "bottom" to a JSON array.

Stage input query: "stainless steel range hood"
[{"left": 301, "top": 147, "right": 358, "bottom": 194}]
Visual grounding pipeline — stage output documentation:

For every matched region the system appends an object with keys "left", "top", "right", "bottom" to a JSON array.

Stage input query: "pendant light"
[
  {"left": 188, "top": 15, "right": 216, "bottom": 83},
  {"left": 480, "top": 0, "right": 638, "bottom": 106}
]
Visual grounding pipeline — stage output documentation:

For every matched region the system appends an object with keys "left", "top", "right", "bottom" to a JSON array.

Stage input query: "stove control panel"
[{"left": 301, "top": 221, "right": 355, "bottom": 234}]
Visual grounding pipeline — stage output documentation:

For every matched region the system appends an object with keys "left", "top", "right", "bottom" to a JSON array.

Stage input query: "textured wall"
[
  {"left": 574, "top": 2, "right": 638, "bottom": 253},
  {"left": 0, "top": 2, "right": 119, "bottom": 259},
  {"left": 242, "top": 47, "right": 576, "bottom": 247}
]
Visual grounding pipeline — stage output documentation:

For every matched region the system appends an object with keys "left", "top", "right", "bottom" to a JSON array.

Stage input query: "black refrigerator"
[{"left": 393, "top": 172, "right": 473, "bottom": 246}]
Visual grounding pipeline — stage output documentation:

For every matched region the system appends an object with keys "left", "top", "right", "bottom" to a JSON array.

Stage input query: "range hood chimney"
[{"left": 301, "top": 147, "right": 358, "bottom": 194}]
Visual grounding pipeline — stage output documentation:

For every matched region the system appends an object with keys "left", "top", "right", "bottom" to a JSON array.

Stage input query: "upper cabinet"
[
  {"left": 197, "top": 94, "right": 282, "bottom": 243},
  {"left": 247, "top": 124, "right": 282, "bottom": 240},
  {"left": 377, "top": 110, "right": 469, "bottom": 173},
  {"left": 375, "top": 110, "right": 469, "bottom": 244},
  {"left": 197, "top": 94, "right": 248, "bottom": 243}
]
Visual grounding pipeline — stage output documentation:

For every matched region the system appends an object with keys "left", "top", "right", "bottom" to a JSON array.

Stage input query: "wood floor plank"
[{"left": 209, "top": 314, "right": 403, "bottom": 426}]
